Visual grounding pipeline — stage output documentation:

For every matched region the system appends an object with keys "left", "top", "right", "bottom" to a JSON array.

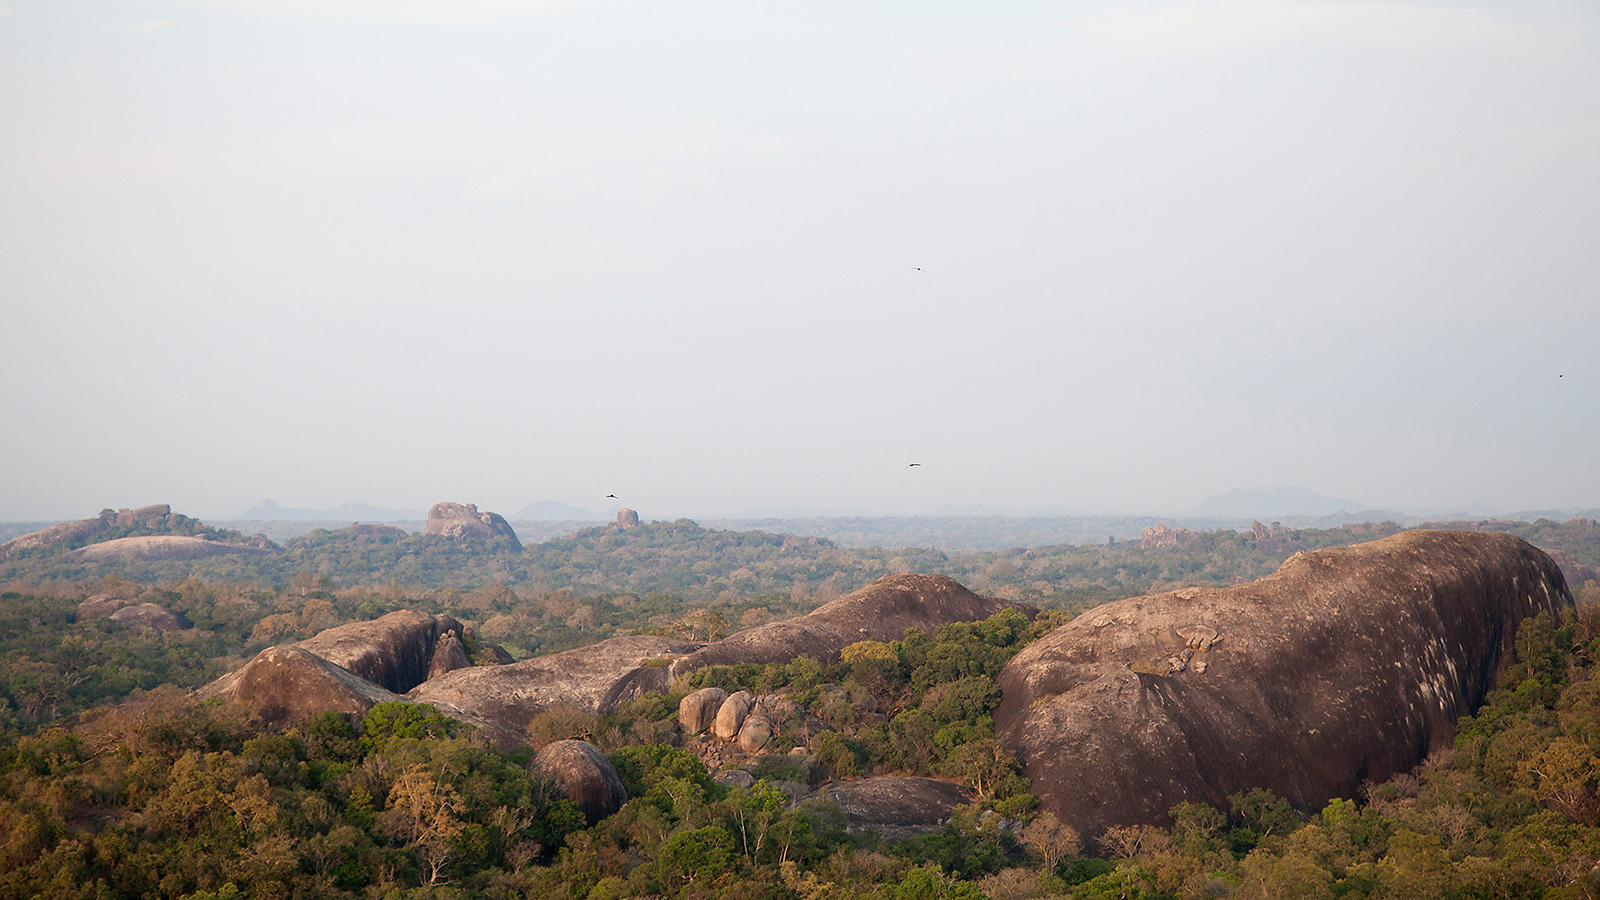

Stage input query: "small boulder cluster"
[{"left": 678, "top": 687, "right": 822, "bottom": 755}]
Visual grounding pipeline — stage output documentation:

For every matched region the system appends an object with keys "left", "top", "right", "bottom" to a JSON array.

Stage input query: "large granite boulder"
[
  {"left": 713, "top": 691, "right": 756, "bottom": 742},
  {"left": 679, "top": 687, "right": 727, "bottom": 735},
  {"left": 425, "top": 502, "right": 522, "bottom": 550},
  {"left": 297, "top": 610, "right": 467, "bottom": 694},
  {"left": 198, "top": 646, "right": 404, "bottom": 725},
  {"left": 666, "top": 573, "right": 1035, "bottom": 682},
  {"left": 994, "top": 530, "right": 1572, "bottom": 838},
  {"left": 532, "top": 740, "right": 628, "bottom": 825}
]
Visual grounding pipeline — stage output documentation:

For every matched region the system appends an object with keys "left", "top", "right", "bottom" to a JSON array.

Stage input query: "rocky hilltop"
[
  {"left": 994, "top": 529, "right": 1572, "bottom": 838},
  {"left": 0, "top": 504, "right": 276, "bottom": 561},
  {"left": 424, "top": 502, "right": 521, "bottom": 550}
]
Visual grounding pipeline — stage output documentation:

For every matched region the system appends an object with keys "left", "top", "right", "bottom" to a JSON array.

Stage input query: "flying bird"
[
  {"left": 908, "top": 463, "right": 922, "bottom": 468},
  {"left": 605, "top": 494, "right": 618, "bottom": 499}
]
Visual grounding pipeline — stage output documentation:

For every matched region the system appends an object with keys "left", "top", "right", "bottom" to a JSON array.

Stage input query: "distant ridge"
[
  {"left": 1188, "top": 486, "right": 1374, "bottom": 519},
  {"left": 238, "top": 500, "right": 424, "bottom": 522}
]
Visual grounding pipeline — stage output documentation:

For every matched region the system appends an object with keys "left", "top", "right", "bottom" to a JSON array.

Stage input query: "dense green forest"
[{"left": 1, "top": 517, "right": 1598, "bottom": 897}]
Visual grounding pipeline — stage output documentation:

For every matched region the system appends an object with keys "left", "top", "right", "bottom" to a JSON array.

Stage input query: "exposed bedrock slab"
[
  {"left": 816, "top": 777, "right": 975, "bottom": 839},
  {"left": 297, "top": 610, "right": 466, "bottom": 694},
  {"left": 994, "top": 530, "right": 1572, "bottom": 838}
]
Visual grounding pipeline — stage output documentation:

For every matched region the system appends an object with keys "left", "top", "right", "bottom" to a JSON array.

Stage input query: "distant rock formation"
[
  {"left": 1542, "top": 548, "right": 1596, "bottom": 587},
  {"left": 0, "top": 505, "right": 172, "bottom": 559},
  {"left": 108, "top": 603, "right": 191, "bottom": 632},
  {"left": 532, "top": 740, "right": 628, "bottom": 826},
  {"left": 68, "top": 535, "right": 276, "bottom": 562},
  {"left": 994, "top": 530, "right": 1572, "bottom": 839},
  {"left": 816, "top": 777, "right": 975, "bottom": 839},
  {"left": 661, "top": 574, "right": 1035, "bottom": 684},
  {"left": 1138, "top": 522, "right": 1197, "bottom": 549},
  {"left": 615, "top": 508, "right": 640, "bottom": 529},
  {"left": 424, "top": 502, "right": 521, "bottom": 550}
]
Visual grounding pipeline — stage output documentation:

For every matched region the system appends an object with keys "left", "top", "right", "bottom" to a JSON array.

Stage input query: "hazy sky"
[{"left": 3, "top": 0, "right": 1597, "bottom": 522}]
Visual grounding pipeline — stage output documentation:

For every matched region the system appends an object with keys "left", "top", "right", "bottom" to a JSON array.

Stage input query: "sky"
[{"left": 2, "top": 0, "right": 1597, "bottom": 522}]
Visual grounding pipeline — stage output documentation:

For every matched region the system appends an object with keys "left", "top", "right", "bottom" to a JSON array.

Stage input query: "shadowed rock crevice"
[{"left": 994, "top": 530, "right": 1572, "bottom": 838}]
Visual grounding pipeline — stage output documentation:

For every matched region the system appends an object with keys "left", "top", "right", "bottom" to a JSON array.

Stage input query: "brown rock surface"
[
  {"left": 995, "top": 530, "right": 1572, "bottom": 838},
  {"left": 817, "top": 777, "right": 975, "bottom": 839},
  {"left": 667, "top": 573, "right": 1035, "bottom": 682},
  {"left": 424, "top": 502, "right": 522, "bottom": 550},
  {"left": 108, "top": 603, "right": 191, "bottom": 631},
  {"left": 68, "top": 535, "right": 276, "bottom": 562},
  {"left": 616, "top": 508, "right": 640, "bottom": 529},
  {"left": 532, "top": 740, "right": 628, "bottom": 825},
  {"left": 197, "top": 646, "right": 405, "bottom": 725},
  {"left": 736, "top": 714, "right": 774, "bottom": 753}
]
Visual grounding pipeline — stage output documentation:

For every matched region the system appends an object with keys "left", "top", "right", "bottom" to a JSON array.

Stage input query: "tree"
[{"left": 383, "top": 762, "right": 465, "bottom": 884}]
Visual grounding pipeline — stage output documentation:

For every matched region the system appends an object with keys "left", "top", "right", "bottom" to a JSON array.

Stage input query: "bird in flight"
[
  {"left": 907, "top": 463, "right": 922, "bottom": 468},
  {"left": 605, "top": 493, "right": 618, "bottom": 499},
  {"left": 912, "top": 267, "right": 924, "bottom": 271}
]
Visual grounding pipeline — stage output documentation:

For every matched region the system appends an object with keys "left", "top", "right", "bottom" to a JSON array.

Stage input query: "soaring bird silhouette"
[
  {"left": 605, "top": 494, "right": 618, "bottom": 499},
  {"left": 907, "top": 463, "right": 922, "bottom": 468}
]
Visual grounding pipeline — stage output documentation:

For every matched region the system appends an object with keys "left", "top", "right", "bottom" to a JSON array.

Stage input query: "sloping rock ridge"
[
  {"left": 294, "top": 610, "right": 466, "bottom": 694},
  {"left": 424, "top": 501, "right": 522, "bottom": 551},
  {"left": 994, "top": 530, "right": 1572, "bottom": 838},
  {"left": 407, "top": 634, "right": 702, "bottom": 742},
  {"left": 68, "top": 535, "right": 276, "bottom": 562},
  {"left": 665, "top": 573, "right": 1036, "bottom": 682}
]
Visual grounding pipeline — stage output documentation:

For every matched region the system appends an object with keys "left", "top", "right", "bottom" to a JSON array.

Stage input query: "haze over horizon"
[{"left": 4, "top": 1, "right": 1597, "bottom": 522}]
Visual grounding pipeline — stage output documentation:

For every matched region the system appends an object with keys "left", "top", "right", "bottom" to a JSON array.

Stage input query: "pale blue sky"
[{"left": 2, "top": 1, "right": 1597, "bottom": 521}]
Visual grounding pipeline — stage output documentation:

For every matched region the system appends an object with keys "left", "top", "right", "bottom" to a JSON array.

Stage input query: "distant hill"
[
  {"left": 514, "top": 500, "right": 606, "bottom": 521},
  {"left": 1188, "top": 486, "right": 1376, "bottom": 520},
  {"left": 238, "top": 500, "right": 424, "bottom": 522}
]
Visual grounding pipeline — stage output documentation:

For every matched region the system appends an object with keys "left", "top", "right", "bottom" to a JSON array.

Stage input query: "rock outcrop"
[
  {"left": 994, "top": 530, "right": 1572, "bottom": 839},
  {"left": 532, "top": 740, "right": 628, "bottom": 825},
  {"left": 296, "top": 611, "right": 467, "bottom": 694},
  {"left": 616, "top": 508, "right": 640, "bottom": 529},
  {"left": 816, "top": 777, "right": 975, "bottom": 839},
  {"left": 108, "top": 603, "right": 191, "bottom": 631},
  {"left": 1, "top": 505, "right": 174, "bottom": 559},
  {"left": 665, "top": 573, "right": 1035, "bottom": 682},
  {"left": 679, "top": 687, "right": 727, "bottom": 735},
  {"left": 199, "top": 646, "right": 406, "bottom": 725},
  {"left": 424, "top": 502, "right": 521, "bottom": 550},
  {"left": 406, "top": 634, "right": 701, "bottom": 744},
  {"left": 68, "top": 535, "right": 276, "bottom": 562},
  {"left": 1139, "top": 522, "right": 1197, "bottom": 549}
]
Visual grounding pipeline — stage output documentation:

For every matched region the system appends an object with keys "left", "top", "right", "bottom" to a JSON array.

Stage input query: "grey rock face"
[{"left": 995, "top": 530, "right": 1572, "bottom": 839}]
